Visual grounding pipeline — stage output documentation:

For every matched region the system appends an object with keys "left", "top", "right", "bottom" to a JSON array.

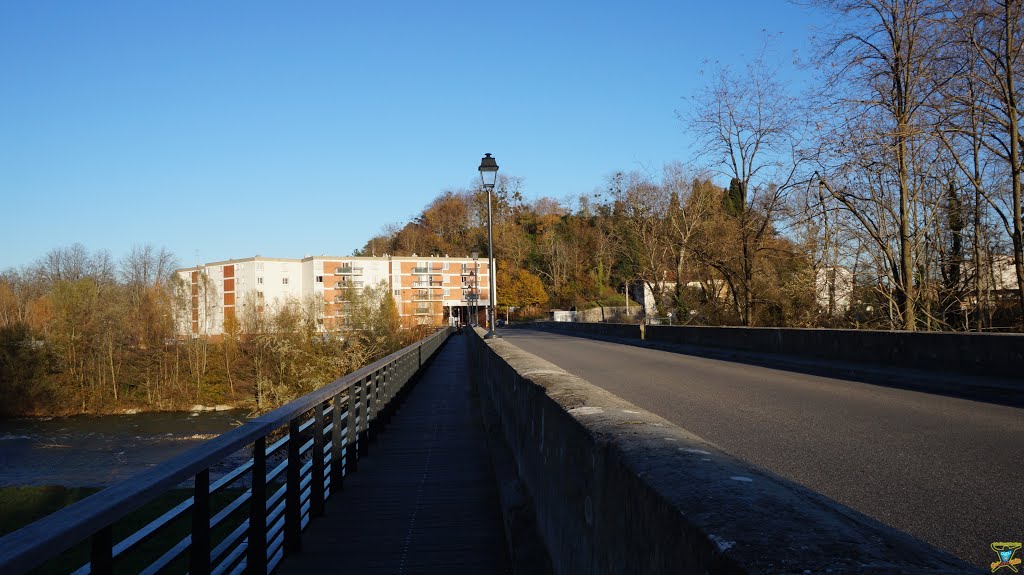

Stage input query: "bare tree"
[
  {"left": 812, "top": 0, "right": 950, "bottom": 330},
  {"left": 684, "top": 47, "right": 805, "bottom": 324}
]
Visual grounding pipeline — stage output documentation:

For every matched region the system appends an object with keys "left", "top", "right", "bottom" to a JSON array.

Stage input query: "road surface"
[{"left": 500, "top": 328, "right": 1023, "bottom": 568}]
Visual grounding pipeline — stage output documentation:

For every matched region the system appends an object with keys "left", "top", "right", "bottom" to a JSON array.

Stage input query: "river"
[{"left": 0, "top": 410, "right": 249, "bottom": 487}]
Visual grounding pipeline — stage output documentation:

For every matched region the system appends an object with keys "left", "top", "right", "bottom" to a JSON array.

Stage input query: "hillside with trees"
[{"left": 360, "top": 0, "right": 1024, "bottom": 332}]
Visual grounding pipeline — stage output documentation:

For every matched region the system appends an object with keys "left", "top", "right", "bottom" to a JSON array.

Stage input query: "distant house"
[{"left": 815, "top": 266, "right": 853, "bottom": 314}]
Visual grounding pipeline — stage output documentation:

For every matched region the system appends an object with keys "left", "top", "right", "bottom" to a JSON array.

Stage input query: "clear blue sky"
[{"left": 0, "top": 1, "right": 828, "bottom": 270}]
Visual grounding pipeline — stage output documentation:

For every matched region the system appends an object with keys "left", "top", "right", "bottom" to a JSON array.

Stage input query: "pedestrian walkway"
[{"left": 276, "top": 333, "right": 510, "bottom": 574}]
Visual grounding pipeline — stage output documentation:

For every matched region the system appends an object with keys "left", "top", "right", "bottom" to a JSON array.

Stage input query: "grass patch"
[{"left": 0, "top": 485, "right": 250, "bottom": 574}]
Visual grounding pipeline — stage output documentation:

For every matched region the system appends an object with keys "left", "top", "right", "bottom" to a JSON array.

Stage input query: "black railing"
[{"left": 0, "top": 328, "right": 453, "bottom": 575}]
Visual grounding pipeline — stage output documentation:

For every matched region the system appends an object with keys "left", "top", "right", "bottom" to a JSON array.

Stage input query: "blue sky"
[{"left": 0, "top": 1, "right": 828, "bottom": 270}]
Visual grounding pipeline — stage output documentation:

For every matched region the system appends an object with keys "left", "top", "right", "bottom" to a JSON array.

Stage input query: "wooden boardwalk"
[{"left": 276, "top": 333, "right": 511, "bottom": 574}]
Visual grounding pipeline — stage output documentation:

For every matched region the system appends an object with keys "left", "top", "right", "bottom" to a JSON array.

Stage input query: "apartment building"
[{"left": 176, "top": 254, "right": 492, "bottom": 336}]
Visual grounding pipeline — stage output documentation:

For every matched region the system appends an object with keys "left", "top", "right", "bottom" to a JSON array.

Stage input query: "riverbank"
[{"left": 4, "top": 399, "right": 252, "bottom": 419}]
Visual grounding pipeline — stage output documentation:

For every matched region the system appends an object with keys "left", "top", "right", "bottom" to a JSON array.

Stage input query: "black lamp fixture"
[{"left": 479, "top": 153, "right": 499, "bottom": 189}]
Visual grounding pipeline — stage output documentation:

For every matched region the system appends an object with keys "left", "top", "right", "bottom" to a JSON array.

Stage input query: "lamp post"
[{"left": 479, "top": 153, "right": 501, "bottom": 339}]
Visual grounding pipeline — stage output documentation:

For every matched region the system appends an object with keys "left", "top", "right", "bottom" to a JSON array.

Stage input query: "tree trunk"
[{"left": 1006, "top": 1, "right": 1024, "bottom": 328}]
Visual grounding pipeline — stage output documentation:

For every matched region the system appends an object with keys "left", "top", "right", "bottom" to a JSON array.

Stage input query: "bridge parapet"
[
  {"left": 525, "top": 321, "right": 1024, "bottom": 381},
  {"left": 470, "top": 328, "right": 976, "bottom": 574}
]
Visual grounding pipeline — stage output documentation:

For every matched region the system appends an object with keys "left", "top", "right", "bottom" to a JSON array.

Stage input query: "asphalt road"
[{"left": 500, "top": 328, "right": 1024, "bottom": 568}]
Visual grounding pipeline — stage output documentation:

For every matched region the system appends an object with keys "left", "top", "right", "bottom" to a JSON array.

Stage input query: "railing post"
[
  {"left": 366, "top": 373, "right": 378, "bottom": 442},
  {"left": 247, "top": 436, "right": 267, "bottom": 575},
  {"left": 285, "top": 418, "right": 302, "bottom": 554},
  {"left": 331, "top": 392, "right": 345, "bottom": 489},
  {"left": 311, "top": 402, "right": 325, "bottom": 517},
  {"left": 381, "top": 367, "right": 391, "bottom": 424},
  {"left": 346, "top": 388, "right": 359, "bottom": 472},
  {"left": 190, "top": 469, "right": 211, "bottom": 575},
  {"left": 90, "top": 525, "right": 113, "bottom": 575},
  {"left": 358, "top": 376, "right": 370, "bottom": 457}
]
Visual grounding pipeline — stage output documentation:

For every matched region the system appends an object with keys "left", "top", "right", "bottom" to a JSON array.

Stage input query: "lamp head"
[{"left": 478, "top": 153, "right": 499, "bottom": 189}]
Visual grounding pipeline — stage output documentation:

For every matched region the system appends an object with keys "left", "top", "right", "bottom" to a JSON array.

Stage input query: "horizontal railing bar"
[
  {"left": 266, "top": 501, "right": 286, "bottom": 533},
  {"left": 110, "top": 495, "right": 193, "bottom": 559},
  {"left": 267, "top": 546, "right": 284, "bottom": 573},
  {"left": 266, "top": 434, "right": 289, "bottom": 458},
  {"left": 298, "top": 417, "right": 315, "bottom": 434},
  {"left": 300, "top": 459, "right": 313, "bottom": 478},
  {"left": 301, "top": 513, "right": 310, "bottom": 531},
  {"left": 266, "top": 458, "right": 288, "bottom": 484},
  {"left": 211, "top": 539, "right": 246, "bottom": 575},
  {"left": 266, "top": 515, "right": 285, "bottom": 546},
  {"left": 266, "top": 484, "right": 287, "bottom": 514},
  {"left": 227, "top": 557, "right": 247, "bottom": 575},
  {"left": 210, "top": 459, "right": 253, "bottom": 494},
  {"left": 210, "top": 519, "right": 248, "bottom": 567},
  {"left": 300, "top": 473, "right": 312, "bottom": 493},
  {"left": 138, "top": 533, "right": 190, "bottom": 575},
  {"left": 210, "top": 490, "right": 250, "bottom": 530},
  {"left": 0, "top": 328, "right": 452, "bottom": 575},
  {"left": 299, "top": 437, "right": 314, "bottom": 455}
]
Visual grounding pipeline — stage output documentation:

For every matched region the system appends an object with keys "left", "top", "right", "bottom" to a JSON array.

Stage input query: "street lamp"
[{"left": 479, "top": 153, "right": 501, "bottom": 339}]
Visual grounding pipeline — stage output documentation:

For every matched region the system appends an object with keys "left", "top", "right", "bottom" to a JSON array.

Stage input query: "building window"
[
  {"left": 256, "top": 262, "right": 265, "bottom": 272},
  {"left": 257, "top": 277, "right": 264, "bottom": 285},
  {"left": 257, "top": 291, "right": 264, "bottom": 299},
  {"left": 444, "top": 288, "right": 450, "bottom": 296},
  {"left": 394, "top": 290, "right": 401, "bottom": 296},
  {"left": 316, "top": 275, "right": 323, "bottom": 283},
  {"left": 282, "top": 277, "right": 289, "bottom": 285}
]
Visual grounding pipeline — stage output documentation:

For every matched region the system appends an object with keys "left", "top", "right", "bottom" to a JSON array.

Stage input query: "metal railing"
[{"left": 0, "top": 328, "right": 453, "bottom": 575}]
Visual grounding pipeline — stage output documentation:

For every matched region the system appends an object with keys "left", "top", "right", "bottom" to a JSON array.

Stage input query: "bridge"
[{"left": 0, "top": 323, "right": 1020, "bottom": 574}]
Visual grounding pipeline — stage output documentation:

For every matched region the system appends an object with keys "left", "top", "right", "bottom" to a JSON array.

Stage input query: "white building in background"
[
  {"left": 176, "top": 254, "right": 493, "bottom": 337},
  {"left": 815, "top": 266, "right": 854, "bottom": 314}
]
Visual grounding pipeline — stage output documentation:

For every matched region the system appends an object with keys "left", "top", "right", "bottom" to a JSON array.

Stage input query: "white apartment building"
[{"left": 176, "top": 254, "right": 493, "bottom": 337}]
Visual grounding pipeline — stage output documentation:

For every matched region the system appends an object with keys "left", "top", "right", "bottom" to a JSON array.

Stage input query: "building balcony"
[
  {"left": 412, "top": 281, "right": 442, "bottom": 288},
  {"left": 413, "top": 307, "right": 433, "bottom": 315},
  {"left": 334, "top": 281, "right": 364, "bottom": 289},
  {"left": 335, "top": 266, "right": 363, "bottom": 275},
  {"left": 412, "top": 267, "right": 441, "bottom": 274}
]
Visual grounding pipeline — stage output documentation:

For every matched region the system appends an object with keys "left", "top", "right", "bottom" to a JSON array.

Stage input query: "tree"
[
  {"left": 498, "top": 268, "right": 548, "bottom": 313},
  {"left": 684, "top": 47, "right": 805, "bottom": 325},
  {"left": 813, "top": 0, "right": 950, "bottom": 330}
]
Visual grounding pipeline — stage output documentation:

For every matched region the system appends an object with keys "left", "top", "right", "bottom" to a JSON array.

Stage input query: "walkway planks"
[{"left": 276, "top": 333, "right": 510, "bottom": 574}]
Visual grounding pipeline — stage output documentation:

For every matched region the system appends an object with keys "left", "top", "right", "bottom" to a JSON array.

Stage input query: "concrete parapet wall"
[
  {"left": 526, "top": 321, "right": 1023, "bottom": 380},
  {"left": 469, "top": 329, "right": 974, "bottom": 574},
  {"left": 530, "top": 321, "right": 641, "bottom": 340}
]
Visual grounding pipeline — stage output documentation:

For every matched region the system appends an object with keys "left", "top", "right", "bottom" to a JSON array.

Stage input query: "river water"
[{"left": 0, "top": 410, "right": 249, "bottom": 487}]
